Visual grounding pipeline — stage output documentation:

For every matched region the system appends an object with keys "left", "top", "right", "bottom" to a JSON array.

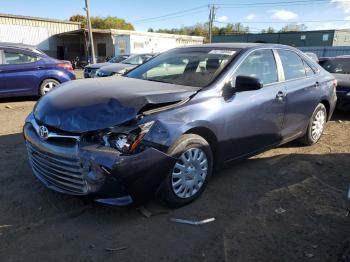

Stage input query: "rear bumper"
[{"left": 23, "top": 115, "right": 176, "bottom": 205}]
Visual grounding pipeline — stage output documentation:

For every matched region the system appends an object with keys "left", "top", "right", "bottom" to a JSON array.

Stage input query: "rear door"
[
  {"left": 0, "top": 49, "right": 6, "bottom": 92},
  {"left": 276, "top": 49, "right": 321, "bottom": 140},
  {"left": 222, "top": 48, "right": 287, "bottom": 161},
  {"left": 0, "top": 49, "right": 41, "bottom": 96}
]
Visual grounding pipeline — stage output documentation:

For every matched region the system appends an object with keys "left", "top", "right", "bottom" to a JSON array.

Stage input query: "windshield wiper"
[{"left": 145, "top": 79, "right": 169, "bottom": 84}]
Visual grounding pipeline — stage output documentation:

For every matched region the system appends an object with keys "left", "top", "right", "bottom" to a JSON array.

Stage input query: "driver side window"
[{"left": 232, "top": 49, "right": 278, "bottom": 86}]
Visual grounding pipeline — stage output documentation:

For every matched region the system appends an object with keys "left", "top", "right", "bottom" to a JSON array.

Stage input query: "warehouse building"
[
  {"left": 0, "top": 13, "right": 204, "bottom": 62},
  {"left": 56, "top": 28, "right": 204, "bottom": 61},
  {"left": 212, "top": 30, "right": 350, "bottom": 47},
  {"left": 0, "top": 13, "right": 81, "bottom": 57}
]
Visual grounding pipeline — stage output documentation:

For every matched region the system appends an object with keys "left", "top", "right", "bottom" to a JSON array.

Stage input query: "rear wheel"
[
  {"left": 39, "top": 79, "right": 60, "bottom": 96},
  {"left": 300, "top": 103, "right": 327, "bottom": 145},
  {"left": 158, "top": 134, "right": 213, "bottom": 207}
]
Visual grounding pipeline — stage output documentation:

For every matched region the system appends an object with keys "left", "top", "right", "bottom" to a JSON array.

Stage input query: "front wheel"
[
  {"left": 39, "top": 79, "right": 60, "bottom": 96},
  {"left": 158, "top": 134, "right": 213, "bottom": 207},
  {"left": 300, "top": 103, "right": 327, "bottom": 146}
]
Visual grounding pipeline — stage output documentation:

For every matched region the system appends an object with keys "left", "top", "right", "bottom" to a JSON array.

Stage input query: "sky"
[{"left": 1, "top": 0, "right": 350, "bottom": 32}]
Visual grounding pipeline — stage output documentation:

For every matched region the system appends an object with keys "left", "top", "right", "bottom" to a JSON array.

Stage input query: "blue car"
[
  {"left": 24, "top": 43, "right": 337, "bottom": 207},
  {"left": 0, "top": 44, "right": 75, "bottom": 97}
]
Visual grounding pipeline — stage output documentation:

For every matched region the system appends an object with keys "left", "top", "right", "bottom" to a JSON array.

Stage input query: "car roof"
[
  {"left": 0, "top": 42, "right": 43, "bottom": 55},
  {"left": 335, "top": 55, "right": 350, "bottom": 59},
  {"left": 176, "top": 42, "right": 296, "bottom": 50},
  {"left": 321, "top": 56, "right": 350, "bottom": 60}
]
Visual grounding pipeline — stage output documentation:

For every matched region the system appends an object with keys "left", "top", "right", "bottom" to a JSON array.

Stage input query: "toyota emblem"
[{"left": 38, "top": 125, "right": 49, "bottom": 140}]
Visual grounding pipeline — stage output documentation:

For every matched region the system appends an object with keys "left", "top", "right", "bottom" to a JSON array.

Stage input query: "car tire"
[
  {"left": 158, "top": 134, "right": 213, "bottom": 208},
  {"left": 299, "top": 103, "right": 327, "bottom": 146},
  {"left": 39, "top": 79, "right": 60, "bottom": 96}
]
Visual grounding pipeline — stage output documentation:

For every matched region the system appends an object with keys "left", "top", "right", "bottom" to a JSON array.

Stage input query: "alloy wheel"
[
  {"left": 171, "top": 148, "right": 208, "bottom": 199},
  {"left": 42, "top": 81, "right": 58, "bottom": 94},
  {"left": 311, "top": 109, "right": 326, "bottom": 141}
]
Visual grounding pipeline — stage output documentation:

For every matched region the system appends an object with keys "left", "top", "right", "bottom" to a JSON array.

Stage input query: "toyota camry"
[{"left": 24, "top": 43, "right": 337, "bottom": 207}]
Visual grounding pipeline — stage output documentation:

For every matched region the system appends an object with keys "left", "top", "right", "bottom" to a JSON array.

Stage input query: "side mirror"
[{"left": 235, "top": 75, "right": 263, "bottom": 92}]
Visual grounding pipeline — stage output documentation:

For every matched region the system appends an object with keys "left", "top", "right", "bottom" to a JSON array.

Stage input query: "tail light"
[
  {"left": 56, "top": 63, "right": 73, "bottom": 71},
  {"left": 332, "top": 79, "right": 337, "bottom": 92}
]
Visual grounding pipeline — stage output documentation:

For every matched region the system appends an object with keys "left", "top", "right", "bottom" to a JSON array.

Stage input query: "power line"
[
  {"left": 215, "top": 0, "right": 350, "bottom": 7},
  {"left": 133, "top": 10, "right": 208, "bottom": 24},
  {"left": 215, "top": 19, "right": 350, "bottom": 24},
  {"left": 132, "top": 0, "right": 350, "bottom": 25},
  {"left": 133, "top": 5, "right": 207, "bottom": 23}
]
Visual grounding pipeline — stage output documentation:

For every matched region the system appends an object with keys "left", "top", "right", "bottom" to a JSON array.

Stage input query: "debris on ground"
[
  {"left": 170, "top": 217, "right": 215, "bottom": 225},
  {"left": 274, "top": 207, "right": 287, "bottom": 214},
  {"left": 0, "top": 225, "right": 13, "bottom": 229},
  {"left": 338, "top": 120, "right": 343, "bottom": 123},
  {"left": 104, "top": 246, "right": 128, "bottom": 252},
  {"left": 316, "top": 160, "right": 323, "bottom": 166},
  {"left": 304, "top": 252, "right": 314, "bottom": 258},
  {"left": 137, "top": 206, "right": 153, "bottom": 218},
  {"left": 137, "top": 206, "right": 169, "bottom": 218},
  {"left": 4, "top": 105, "right": 12, "bottom": 109}
]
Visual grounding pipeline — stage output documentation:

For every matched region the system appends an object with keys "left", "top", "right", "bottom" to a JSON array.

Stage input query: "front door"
[
  {"left": 0, "top": 49, "right": 41, "bottom": 96},
  {"left": 222, "top": 49, "right": 286, "bottom": 161}
]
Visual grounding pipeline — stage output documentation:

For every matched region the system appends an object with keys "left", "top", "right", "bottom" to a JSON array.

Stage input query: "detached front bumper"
[{"left": 23, "top": 119, "right": 176, "bottom": 206}]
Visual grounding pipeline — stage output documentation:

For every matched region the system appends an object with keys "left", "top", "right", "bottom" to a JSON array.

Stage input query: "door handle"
[
  {"left": 276, "top": 91, "right": 285, "bottom": 100},
  {"left": 36, "top": 66, "right": 44, "bottom": 69}
]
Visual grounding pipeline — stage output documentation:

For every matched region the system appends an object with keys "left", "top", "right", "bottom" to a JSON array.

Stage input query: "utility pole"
[
  {"left": 208, "top": 5, "right": 216, "bottom": 43},
  {"left": 85, "top": 0, "right": 96, "bottom": 64}
]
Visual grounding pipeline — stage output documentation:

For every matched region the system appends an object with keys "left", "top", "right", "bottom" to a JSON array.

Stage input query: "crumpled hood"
[
  {"left": 100, "top": 63, "right": 136, "bottom": 73},
  {"left": 34, "top": 77, "right": 199, "bottom": 133}
]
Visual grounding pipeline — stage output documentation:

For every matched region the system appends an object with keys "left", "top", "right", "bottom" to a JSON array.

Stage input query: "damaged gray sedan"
[{"left": 24, "top": 43, "right": 337, "bottom": 207}]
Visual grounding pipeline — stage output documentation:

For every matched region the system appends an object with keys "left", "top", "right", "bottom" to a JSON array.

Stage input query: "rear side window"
[
  {"left": 233, "top": 49, "right": 278, "bottom": 85},
  {"left": 278, "top": 49, "right": 306, "bottom": 80},
  {"left": 4, "top": 51, "right": 39, "bottom": 65}
]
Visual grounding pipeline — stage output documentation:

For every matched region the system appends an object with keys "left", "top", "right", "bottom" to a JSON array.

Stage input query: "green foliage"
[
  {"left": 261, "top": 27, "right": 276, "bottom": 33},
  {"left": 280, "top": 23, "right": 307, "bottom": 32},
  {"left": 69, "top": 15, "right": 134, "bottom": 30},
  {"left": 154, "top": 22, "right": 250, "bottom": 41},
  {"left": 69, "top": 15, "right": 86, "bottom": 27}
]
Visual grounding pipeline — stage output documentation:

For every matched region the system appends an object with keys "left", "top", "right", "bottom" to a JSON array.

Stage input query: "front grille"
[{"left": 27, "top": 142, "right": 88, "bottom": 195}]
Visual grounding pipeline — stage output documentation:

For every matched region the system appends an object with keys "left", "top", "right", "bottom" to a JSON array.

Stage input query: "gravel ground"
[{"left": 0, "top": 91, "right": 349, "bottom": 262}]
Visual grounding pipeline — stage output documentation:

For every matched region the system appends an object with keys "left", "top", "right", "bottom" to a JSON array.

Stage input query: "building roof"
[
  {"left": 57, "top": 28, "right": 204, "bottom": 40},
  {"left": 0, "top": 13, "right": 81, "bottom": 25},
  {"left": 215, "top": 29, "right": 350, "bottom": 37}
]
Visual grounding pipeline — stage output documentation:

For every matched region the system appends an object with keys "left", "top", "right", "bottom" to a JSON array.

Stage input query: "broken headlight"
[{"left": 102, "top": 121, "right": 155, "bottom": 153}]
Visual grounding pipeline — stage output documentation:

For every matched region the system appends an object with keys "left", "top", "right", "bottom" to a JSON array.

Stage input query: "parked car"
[
  {"left": 95, "top": 53, "right": 155, "bottom": 77},
  {"left": 0, "top": 43, "right": 75, "bottom": 97},
  {"left": 24, "top": 43, "right": 337, "bottom": 207},
  {"left": 304, "top": 52, "right": 319, "bottom": 63},
  {"left": 319, "top": 56, "right": 350, "bottom": 110},
  {"left": 84, "top": 54, "right": 131, "bottom": 78}
]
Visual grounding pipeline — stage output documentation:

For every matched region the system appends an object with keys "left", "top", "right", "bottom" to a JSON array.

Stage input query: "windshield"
[
  {"left": 109, "top": 55, "right": 129, "bottom": 63},
  {"left": 320, "top": 58, "right": 350, "bottom": 74},
  {"left": 122, "top": 54, "right": 153, "bottom": 65},
  {"left": 127, "top": 48, "right": 239, "bottom": 87}
]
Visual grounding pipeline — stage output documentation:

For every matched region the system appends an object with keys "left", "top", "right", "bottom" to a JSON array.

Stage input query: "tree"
[
  {"left": 280, "top": 23, "right": 307, "bottom": 32},
  {"left": 266, "top": 27, "right": 276, "bottom": 33},
  {"left": 69, "top": 15, "right": 86, "bottom": 28},
  {"left": 69, "top": 15, "right": 134, "bottom": 30},
  {"left": 148, "top": 28, "right": 154, "bottom": 32}
]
